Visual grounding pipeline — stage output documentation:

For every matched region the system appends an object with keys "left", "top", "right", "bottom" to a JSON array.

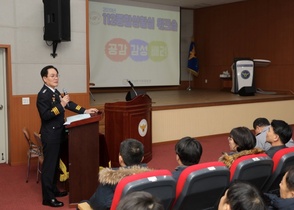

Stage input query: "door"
[{"left": 0, "top": 48, "right": 8, "bottom": 163}]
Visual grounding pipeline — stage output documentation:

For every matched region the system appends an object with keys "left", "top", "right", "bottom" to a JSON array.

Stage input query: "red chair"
[
  {"left": 262, "top": 147, "right": 294, "bottom": 194},
  {"left": 230, "top": 153, "right": 273, "bottom": 190},
  {"left": 110, "top": 169, "right": 176, "bottom": 210},
  {"left": 173, "top": 161, "right": 230, "bottom": 210}
]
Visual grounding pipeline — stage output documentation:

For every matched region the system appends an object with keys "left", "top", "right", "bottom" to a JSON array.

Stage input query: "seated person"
[
  {"left": 219, "top": 126, "right": 264, "bottom": 168},
  {"left": 266, "top": 119, "right": 292, "bottom": 158},
  {"left": 218, "top": 181, "right": 267, "bottom": 210},
  {"left": 84, "top": 138, "right": 152, "bottom": 210},
  {"left": 253, "top": 117, "right": 271, "bottom": 150},
  {"left": 264, "top": 166, "right": 294, "bottom": 209},
  {"left": 117, "top": 191, "right": 164, "bottom": 210},
  {"left": 254, "top": 117, "right": 294, "bottom": 151},
  {"left": 172, "top": 136, "right": 202, "bottom": 181}
]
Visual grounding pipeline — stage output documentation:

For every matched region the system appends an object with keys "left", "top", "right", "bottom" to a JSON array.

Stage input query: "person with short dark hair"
[
  {"left": 253, "top": 117, "right": 271, "bottom": 150},
  {"left": 37, "top": 65, "right": 98, "bottom": 207},
  {"left": 117, "top": 191, "right": 164, "bottom": 210},
  {"left": 266, "top": 119, "right": 292, "bottom": 158},
  {"left": 219, "top": 126, "right": 264, "bottom": 168},
  {"left": 85, "top": 138, "right": 151, "bottom": 210},
  {"left": 218, "top": 181, "right": 267, "bottom": 210},
  {"left": 264, "top": 166, "right": 294, "bottom": 209},
  {"left": 172, "top": 136, "right": 202, "bottom": 181}
]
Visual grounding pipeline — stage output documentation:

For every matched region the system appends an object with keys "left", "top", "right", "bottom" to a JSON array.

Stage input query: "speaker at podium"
[{"left": 231, "top": 58, "right": 255, "bottom": 96}]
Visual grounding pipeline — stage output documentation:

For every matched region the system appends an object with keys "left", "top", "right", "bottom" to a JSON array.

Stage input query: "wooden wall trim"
[{"left": 9, "top": 93, "right": 89, "bottom": 166}]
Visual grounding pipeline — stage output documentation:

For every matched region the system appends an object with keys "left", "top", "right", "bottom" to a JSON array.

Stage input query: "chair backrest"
[
  {"left": 230, "top": 153, "right": 273, "bottom": 190},
  {"left": 110, "top": 169, "right": 176, "bottom": 210},
  {"left": 262, "top": 147, "right": 294, "bottom": 193},
  {"left": 173, "top": 161, "right": 230, "bottom": 210},
  {"left": 22, "top": 127, "right": 31, "bottom": 146},
  {"left": 33, "top": 132, "right": 44, "bottom": 162},
  {"left": 33, "top": 132, "right": 42, "bottom": 150}
]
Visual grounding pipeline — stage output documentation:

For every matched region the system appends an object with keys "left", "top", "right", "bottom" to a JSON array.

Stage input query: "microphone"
[
  {"left": 127, "top": 80, "right": 138, "bottom": 96},
  {"left": 63, "top": 88, "right": 68, "bottom": 96},
  {"left": 62, "top": 88, "right": 69, "bottom": 107}
]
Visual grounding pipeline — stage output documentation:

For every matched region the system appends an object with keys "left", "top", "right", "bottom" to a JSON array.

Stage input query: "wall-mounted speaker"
[{"left": 43, "top": 0, "right": 71, "bottom": 42}]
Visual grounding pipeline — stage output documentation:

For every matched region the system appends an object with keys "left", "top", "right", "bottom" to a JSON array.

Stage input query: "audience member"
[
  {"left": 172, "top": 136, "right": 202, "bottom": 181},
  {"left": 84, "top": 139, "right": 151, "bottom": 210},
  {"left": 253, "top": 117, "right": 271, "bottom": 150},
  {"left": 219, "top": 126, "right": 264, "bottom": 168},
  {"left": 116, "top": 191, "right": 164, "bottom": 210},
  {"left": 264, "top": 166, "right": 294, "bottom": 209},
  {"left": 254, "top": 117, "right": 294, "bottom": 151},
  {"left": 266, "top": 119, "right": 292, "bottom": 158},
  {"left": 218, "top": 181, "right": 267, "bottom": 210}
]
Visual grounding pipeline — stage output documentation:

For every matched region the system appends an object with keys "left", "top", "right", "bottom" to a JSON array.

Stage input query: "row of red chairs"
[{"left": 110, "top": 147, "right": 294, "bottom": 210}]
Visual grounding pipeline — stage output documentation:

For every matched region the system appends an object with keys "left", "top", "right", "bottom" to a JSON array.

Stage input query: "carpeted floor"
[{"left": 0, "top": 134, "right": 229, "bottom": 209}]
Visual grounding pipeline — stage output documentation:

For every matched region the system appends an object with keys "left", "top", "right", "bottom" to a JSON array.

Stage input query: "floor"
[{"left": 90, "top": 89, "right": 294, "bottom": 110}]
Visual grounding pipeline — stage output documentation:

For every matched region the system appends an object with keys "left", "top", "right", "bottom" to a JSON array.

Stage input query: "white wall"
[
  {"left": 0, "top": 0, "right": 87, "bottom": 95},
  {"left": 0, "top": 1, "right": 194, "bottom": 96}
]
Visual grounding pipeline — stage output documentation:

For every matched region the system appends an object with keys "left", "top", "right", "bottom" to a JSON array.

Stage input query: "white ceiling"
[{"left": 127, "top": 0, "right": 246, "bottom": 9}]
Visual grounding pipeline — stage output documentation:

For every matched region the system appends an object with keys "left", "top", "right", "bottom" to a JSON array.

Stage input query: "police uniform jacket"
[{"left": 37, "top": 85, "right": 86, "bottom": 144}]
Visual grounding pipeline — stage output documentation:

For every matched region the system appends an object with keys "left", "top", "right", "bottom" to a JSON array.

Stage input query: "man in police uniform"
[{"left": 37, "top": 65, "right": 98, "bottom": 207}]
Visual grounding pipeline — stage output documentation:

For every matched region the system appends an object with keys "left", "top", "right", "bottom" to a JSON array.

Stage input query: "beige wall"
[{"left": 152, "top": 100, "right": 294, "bottom": 143}]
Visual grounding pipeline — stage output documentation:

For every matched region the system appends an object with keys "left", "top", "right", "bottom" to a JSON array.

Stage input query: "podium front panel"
[
  {"left": 66, "top": 114, "right": 101, "bottom": 205},
  {"left": 105, "top": 95, "right": 152, "bottom": 167}
]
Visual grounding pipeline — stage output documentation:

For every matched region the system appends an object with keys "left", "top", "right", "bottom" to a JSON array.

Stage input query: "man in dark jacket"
[
  {"left": 37, "top": 65, "right": 98, "bottom": 207},
  {"left": 86, "top": 138, "right": 151, "bottom": 210},
  {"left": 264, "top": 166, "right": 294, "bottom": 210},
  {"left": 172, "top": 136, "right": 202, "bottom": 182},
  {"left": 265, "top": 120, "right": 292, "bottom": 158}
]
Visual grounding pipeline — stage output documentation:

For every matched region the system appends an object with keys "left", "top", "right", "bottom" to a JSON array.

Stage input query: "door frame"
[{"left": 0, "top": 45, "right": 11, "bottom": 164}]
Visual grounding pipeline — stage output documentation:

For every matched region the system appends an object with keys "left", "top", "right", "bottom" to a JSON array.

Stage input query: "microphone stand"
[
  {"left": 131, "top": 85, "right": 138, "bottom": 96},
  {"left": 127, "top": 80, "right": 138, "bottom": 96},
  {"left": 187, "top": 70, "right": 192, "bottom": 91}
]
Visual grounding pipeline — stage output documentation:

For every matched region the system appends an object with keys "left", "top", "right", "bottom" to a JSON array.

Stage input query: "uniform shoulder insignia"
[{"left": 42, "top": 89, "right": 47, "bottom": 93}]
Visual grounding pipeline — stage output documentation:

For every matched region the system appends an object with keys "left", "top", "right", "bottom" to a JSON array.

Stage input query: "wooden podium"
[
  {"left": 65, "top": 112, "right": 102, "bottom": 206},
  {"left": 104, "top": 94, "right": 152, "bottom": 167}
]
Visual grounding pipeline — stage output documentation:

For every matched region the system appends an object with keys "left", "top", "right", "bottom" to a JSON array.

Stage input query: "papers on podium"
[{"left": 64, "top": 113, "right": 91, "bottom": 125}]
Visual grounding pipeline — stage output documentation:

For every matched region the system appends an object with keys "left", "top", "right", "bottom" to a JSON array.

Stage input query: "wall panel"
[{"left": 193, "top": 0, "right": 294, "bottom": 92}]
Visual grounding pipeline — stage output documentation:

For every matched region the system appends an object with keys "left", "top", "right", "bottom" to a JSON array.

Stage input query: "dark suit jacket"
[{"left": 37, "top": 85, "right": 86, "bottom": 144}]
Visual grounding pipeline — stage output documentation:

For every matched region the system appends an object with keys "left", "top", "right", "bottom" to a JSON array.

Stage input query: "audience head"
[
  {"left": 175, "top": 136, "right": 202, "bottom": 166},
  {"left": 266, "top": 119, "right": 292, "bottom": 145},
  {"left": 117, "top": 191, "right": 164, "bottom": 210},
  {"left": 218, "top": 181, "right": 266, "bottom": 210},
  {"left": 228, "top": 127, "right": 256, "bottom": 152},
  {"left": 279, "top": 166, "right": 294, "bottom": 199},
  {"left": 119, "top": 138, "right": 144, "bottom": 167},
  {"left": 253, "top": 117, "right": 270, "bottom": 135}
]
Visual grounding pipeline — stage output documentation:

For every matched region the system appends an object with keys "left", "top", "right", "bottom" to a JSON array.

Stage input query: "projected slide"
[{"left": 89, "top": 0, "right": 180, "bottom": 87}]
